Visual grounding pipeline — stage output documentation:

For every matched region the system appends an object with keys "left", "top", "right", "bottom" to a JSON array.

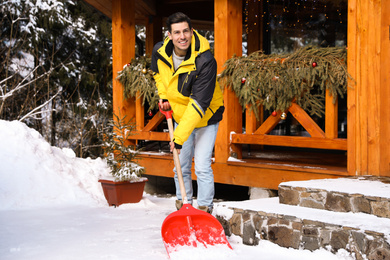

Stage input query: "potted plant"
[{"left": 99, "top": 114, "right": 147, "bottom": 207}]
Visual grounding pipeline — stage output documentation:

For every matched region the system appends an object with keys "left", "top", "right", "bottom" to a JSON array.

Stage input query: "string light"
[{"left": 243, "top": 0, "right": 347, "bottom": 51}]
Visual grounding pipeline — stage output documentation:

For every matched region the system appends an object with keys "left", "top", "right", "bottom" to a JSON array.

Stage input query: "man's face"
[{"left": 168, "top": 22, "right": 193, "bottom": 57}]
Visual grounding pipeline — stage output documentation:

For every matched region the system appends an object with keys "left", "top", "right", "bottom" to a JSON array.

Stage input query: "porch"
[{"left": 82, "top": 0, "right": 390, "bottom": 190}]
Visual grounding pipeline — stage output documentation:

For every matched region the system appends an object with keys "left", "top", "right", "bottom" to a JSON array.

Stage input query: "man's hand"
[
  {"left": 170, "top": 141, "right": 180, "bottom": 154},
  {"left": 159, "top": 99, "right": 171, "bottom": 111},
  {"left": 170, "top": 138, "right": 183, "bottom": 154}
]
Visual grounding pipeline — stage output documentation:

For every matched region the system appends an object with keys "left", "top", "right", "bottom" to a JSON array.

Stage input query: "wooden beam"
[
  {"left": 219, "top": 161, "right": 347, "bottom": 189},
  {"left": 231, "top": 134, "right": 347, "bottom": 150},
  {"left": 366, "top": 0, "right": 381, "bottom": 174},
  {"left": 142, "top": 112, "right": 165, "bottom": 132},
  {"left": 128, "top": 131, "right": 170, "bottom": 141},
  {"left": 288, "top": 103, "right": 325, "bottom": 138},
  {"left": 83, "top": 0, "right": 112, "bottom": 18},
  {"left": 136, "top": 0, "right": 156, "bottom": 16},
  {"left": 138, "top": 154, "right": 348, "bottom": 190},
  {"left": 254, "top": 111, "right": 282, "bottom": 135},
  {"left": 214, "top": 0, "right": 243, "bottom": 162},
  {"left": 112, "top": 0, "right": 136, "bottom": 123},
  {"left": 226, "top": 160, "right": 347, "bottom": 178},
  {"left": 355, "top": 0, "right": 368, "bottom": 174},
  {"left": 347, "top": 0, "right": 390, "bottom": 176},
  {"left": 245, "top": 105, "right": 262, "bottom": 134},
  {"left": 135, "top": 93, "right": 144, "bottom": 131},
  {"left": 325, "top": 89, "right": 338, "bottom": 139},
  {"left": 347, "top": 0, "right": 357, "bottom": 175},
  {"left": 83, "top": 0, "right": 156, "bottom": 19},
  {"left": 360, "top": 1, "right": 381, "bottom": 175},
  {"left": 380, "top": 0, "right": 390, "bottom": 175},
  {"left": 145, "top": 15, "right": 163, "bottom": 55}
]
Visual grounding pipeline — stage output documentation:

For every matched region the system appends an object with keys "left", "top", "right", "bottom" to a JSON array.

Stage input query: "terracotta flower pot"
[{"left": 99, "top": 178, "right": 148, "bottom": 207}]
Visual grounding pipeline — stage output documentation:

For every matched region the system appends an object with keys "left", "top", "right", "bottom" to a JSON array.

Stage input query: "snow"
[
  {"left": 280, "top": 178, "right": 390, "bottom": 199},
  {"left": 0, "top": 119, "right": 357, "bottom": 259}
]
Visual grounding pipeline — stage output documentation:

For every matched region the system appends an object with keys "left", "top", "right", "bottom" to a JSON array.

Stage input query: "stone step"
[
  {"left": 214, "top": 197, "right": 390, "bottom": 259},
  {"left": 278, "top": 176, "right": 390, "bottom": 219}
]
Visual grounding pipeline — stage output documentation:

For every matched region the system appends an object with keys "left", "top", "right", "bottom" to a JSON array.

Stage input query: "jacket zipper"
[{"left": 180, "top": 73, "right": 190, "bottom": 93}]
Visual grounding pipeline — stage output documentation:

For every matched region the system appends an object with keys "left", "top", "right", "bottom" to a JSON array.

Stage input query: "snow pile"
[{"left": 0, "top": 120, "right": 109, "bottom": 209}]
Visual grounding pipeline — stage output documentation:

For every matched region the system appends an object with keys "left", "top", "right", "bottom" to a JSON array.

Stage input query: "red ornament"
[
  {"left": 148, "top": 111, "right": 153, "bottom": 116},
  {"left": 312, "top": 62, "right": 317, "bottom": 68},
  {"left": 271, "top": 111, "right": 277, "bottom": 117},
  {"left": 241, "top": 78, "right": 246, "bottom": 84}
]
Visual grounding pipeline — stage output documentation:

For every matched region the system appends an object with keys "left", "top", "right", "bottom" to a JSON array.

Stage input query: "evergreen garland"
[
  {"left": 116, "top": 55, "right": 159, "bottom": 111},
  {"left": 116, "top": 46, "right": 352, "bottom": 120},
  {"left": 218, "top": 46, "right": 352, "bottom": 120}
]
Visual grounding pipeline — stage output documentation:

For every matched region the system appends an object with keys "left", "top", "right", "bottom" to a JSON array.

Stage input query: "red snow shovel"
[{"left": 159, "top": 108, "right": 232, "bottom": 256}]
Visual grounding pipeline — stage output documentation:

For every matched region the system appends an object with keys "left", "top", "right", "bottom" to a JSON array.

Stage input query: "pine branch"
[{"left": 116, "top": 56, "right": 159, "bottom": 112}]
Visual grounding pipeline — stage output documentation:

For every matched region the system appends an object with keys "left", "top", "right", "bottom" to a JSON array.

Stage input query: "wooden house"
[{"left": 83, "top": 0, "right": 390, "bottom": 190}]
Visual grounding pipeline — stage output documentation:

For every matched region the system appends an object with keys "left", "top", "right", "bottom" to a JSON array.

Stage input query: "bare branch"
[
  {"left": 18, "top": 87, "right": 62, "bottom": 122},
  {"left": 0, "top": 65, "right": 55, "bottom": 101}
]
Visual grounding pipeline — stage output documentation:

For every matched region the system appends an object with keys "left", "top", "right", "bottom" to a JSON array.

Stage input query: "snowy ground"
[{"left": 0, "top": 120, "right": 355, "bottom": 259}]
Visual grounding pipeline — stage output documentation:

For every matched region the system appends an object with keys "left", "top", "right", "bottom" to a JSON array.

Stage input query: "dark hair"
[{"left": 166, "top": 12, "right": 192, "bottom": 32}]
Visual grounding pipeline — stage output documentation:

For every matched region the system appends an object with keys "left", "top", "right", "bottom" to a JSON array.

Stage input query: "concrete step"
[
  {"left": 214, "top": 197, "right": 390, "bottom": 259},
  {"left": 278, "top": 176, "right": 390, "bottom": 219}
]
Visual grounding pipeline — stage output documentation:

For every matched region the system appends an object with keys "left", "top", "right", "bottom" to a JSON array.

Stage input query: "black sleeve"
[{"left": 190, "top": 51, "right": 217, "bottom": 112}]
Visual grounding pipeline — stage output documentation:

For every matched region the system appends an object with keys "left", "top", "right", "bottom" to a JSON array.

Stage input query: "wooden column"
[
  {"left": 133, "top": 15, "right": 162, "bottom": 131},
  {"left": 347, "top": 0, "right": 390, "bottom": 176},
  {"left": 214, "top": 0, "right": 243, "bottom": 162},
  {"left": 325, "top": 89, "right": 338, "bottom": 139},
  {"left": 145, "top": 15, "right": 163, "bottom": 55},
  {"left": 379, "top": 0, "right": 390, "bottom": 175},
  {"left": 112, "top": 0, "right": 136, "bottom": 123}
]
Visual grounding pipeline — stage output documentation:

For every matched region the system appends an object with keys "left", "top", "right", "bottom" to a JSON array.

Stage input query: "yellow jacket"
[{"left": 151, "top": 30, "right": 224, "bottom": 146}]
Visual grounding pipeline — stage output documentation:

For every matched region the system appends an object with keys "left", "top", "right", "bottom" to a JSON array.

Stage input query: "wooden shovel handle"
[{"left": 161, "top": 109, "right": 188, "bottom": 204}]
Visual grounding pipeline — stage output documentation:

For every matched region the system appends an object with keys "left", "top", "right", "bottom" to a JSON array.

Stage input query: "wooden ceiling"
[{"left": 83, "top": 0, "right": 215, "bottom": 25}]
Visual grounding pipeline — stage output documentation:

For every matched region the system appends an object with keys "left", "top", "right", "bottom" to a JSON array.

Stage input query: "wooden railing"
[
  {"left": 128, "top": 88, "right": 347, "bottom": 155},
  {"left": 232, "top": 89, "right": 347, "bottom": 152},
  {"left": 128, "top": 94, "right": 170, "bottom": 142}
]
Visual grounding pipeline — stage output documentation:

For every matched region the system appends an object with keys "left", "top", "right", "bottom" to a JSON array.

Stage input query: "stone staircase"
[{"left": 214, "top": 176, "right": 390, "bottom": 260}]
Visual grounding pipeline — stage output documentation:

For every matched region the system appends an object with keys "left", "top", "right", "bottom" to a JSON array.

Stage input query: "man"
[{"left": 151, "top": 12, "right": 224, "bottom": 213}]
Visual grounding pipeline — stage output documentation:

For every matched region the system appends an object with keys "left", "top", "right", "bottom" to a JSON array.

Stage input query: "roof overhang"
[{"left": 82, "top": 0, "right": 214, "bottom": 29}]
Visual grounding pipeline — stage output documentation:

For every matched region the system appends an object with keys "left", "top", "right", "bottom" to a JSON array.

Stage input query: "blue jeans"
[{"left": 173, "top": 122, "right": 219, "bottom": 208}]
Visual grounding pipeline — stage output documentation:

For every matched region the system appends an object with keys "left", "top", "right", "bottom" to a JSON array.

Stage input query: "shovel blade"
[{"left": 161, "top": 204, "right": 232, "bottom": 255}]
